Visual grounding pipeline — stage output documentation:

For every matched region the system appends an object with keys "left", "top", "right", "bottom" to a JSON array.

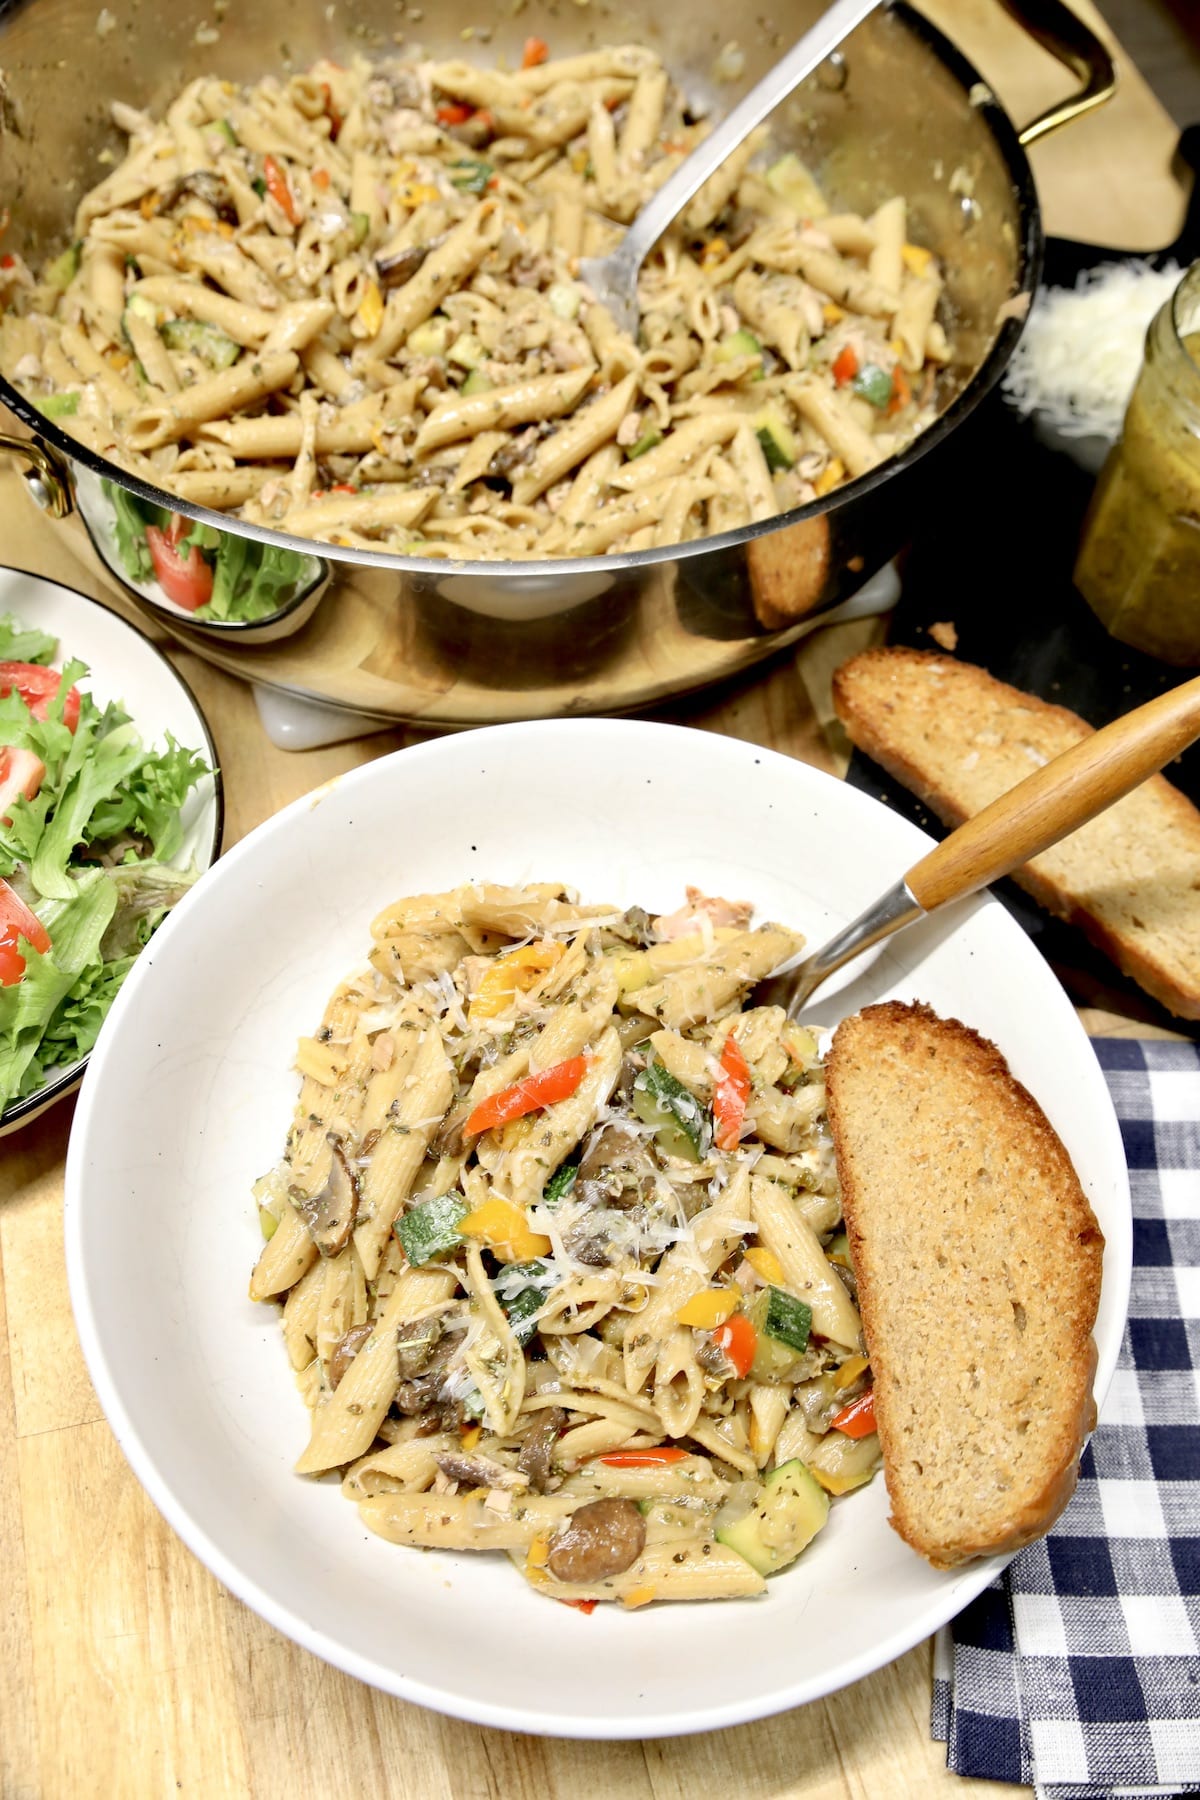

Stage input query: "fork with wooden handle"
[{"left": 757, "top": 671, "right": 1200, "bottom": 1017}]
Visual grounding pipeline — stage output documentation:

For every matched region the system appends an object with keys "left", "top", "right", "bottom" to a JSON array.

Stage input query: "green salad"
[
  {"left": 0, "top": 612, "right": 212, "bottom": 1114},
  {"left": 102, "top": 478, "right": 319, "bottom": 624}
]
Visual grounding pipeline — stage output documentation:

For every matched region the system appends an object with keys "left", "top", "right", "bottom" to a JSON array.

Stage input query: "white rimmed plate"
[
  {"left": 0, "top": 566, "right": 222, "bottom": 1134},
  {"left": 64, "top": 719, "right": 1129, "bottom": 1737}
]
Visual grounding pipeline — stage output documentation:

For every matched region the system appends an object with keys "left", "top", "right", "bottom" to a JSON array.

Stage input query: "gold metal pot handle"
[
  {"left": 999, "top": 0, "right": 1117, "bottom": 145},
  {"left": 0, "top": 430, "right": 74, "bottom": 518}
]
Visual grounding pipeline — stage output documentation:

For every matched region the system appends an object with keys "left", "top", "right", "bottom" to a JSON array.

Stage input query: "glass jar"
[{"left": 1074, "top": 261, "right": 1200, "bottom": 664}]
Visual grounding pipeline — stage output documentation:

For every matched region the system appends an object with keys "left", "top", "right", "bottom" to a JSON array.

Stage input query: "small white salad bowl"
[
  {"left": 64, "top": 718, "right": 1129, "bottom": 1738},
  {"left": 1, "top": 566, "right": 222, "bottom": 1135}
]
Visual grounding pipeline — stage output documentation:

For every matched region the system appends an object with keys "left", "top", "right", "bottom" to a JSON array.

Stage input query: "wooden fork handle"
[{"left": 904, "top": 672, "right": 1200, "bottom": 914}]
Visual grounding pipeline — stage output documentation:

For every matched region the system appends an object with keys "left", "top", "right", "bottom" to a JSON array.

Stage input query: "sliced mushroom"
[
  {"left": 516, "top": 1406, "right": 566, "bottom": 1493},
  {"left": 431, "top": 1099, "right": 472, "bottom": 1159},
  {"left": 290, "top": 1135, "right": 361, "bottom": 1258},
  {"left": 327, "top": 1321, "right": 373, "bottom": 1389},
  {"left": 546, "top": 1498, "right": 646, "bottom": 1584},
  {"left": 376, "top": 238, "right": 440, "bottom": 288},
  {"left": 159, "top": 170, "right": 238, "bottom": 224},
  {"left": 395, "top": 1312, "right": 444, "bottom": 1380},
  {"left": 432, "top": 1450, "right": 529, "bottom": 1491}
]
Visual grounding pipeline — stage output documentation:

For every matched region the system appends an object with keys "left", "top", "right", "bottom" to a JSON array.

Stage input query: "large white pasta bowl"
[{"left": 64, "top": 719, "right": 1130, "bottom": 1737}]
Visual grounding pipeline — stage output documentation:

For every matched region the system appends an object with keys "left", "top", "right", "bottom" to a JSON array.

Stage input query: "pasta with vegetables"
[
  {"left": 250, "top": 882, "right": 881, "bottom": 1608},
  {"left": 1, "top": 44, "right": 950, "bottom": 562}
]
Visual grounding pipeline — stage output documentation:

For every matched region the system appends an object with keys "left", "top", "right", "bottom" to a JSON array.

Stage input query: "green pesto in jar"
[{"left": 1075, "top": 263, "right": 1200, "bottom": 665}]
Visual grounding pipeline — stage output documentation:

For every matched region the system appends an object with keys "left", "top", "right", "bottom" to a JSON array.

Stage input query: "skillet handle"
[
  {"left": 998, "top": 0, "right": 1116, "bottom": 145},
  {"left": 0, "top": 430, "right": 74, "bottom": 519}
]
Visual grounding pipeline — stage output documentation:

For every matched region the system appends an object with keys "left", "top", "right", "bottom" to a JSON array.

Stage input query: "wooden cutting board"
[{"left": 0, "top": 5, "right": 1187, "bottom": 1796}]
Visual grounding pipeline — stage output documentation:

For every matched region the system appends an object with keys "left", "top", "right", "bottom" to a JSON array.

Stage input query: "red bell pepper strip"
[
  {"left": 263, "top": 154, "right": 301, "bottom": 227},
  {"left": 558, "top": 1598, "right": 596, "bottom": 1614},
  {"left": 320, "top": 81, "right": 343, "bottom": 141},
  {"left": 887, "top": 364, "right": 912, "bottom": 415},
  {"left": 0, "top": 660, "right": 80, "bottom": 732},
  {"left": 145, "top": 516, "right": 214, "bottom": 612},
  {"left": 712, "top": 1033, "right": 751, "bottom": 1150},
  {"left": 831, "top": 1388, "right": 876, "bottom": 1438},
  {"left": 465, "top": 1054, "right": 588, "bottom": 1137},
  {"left": 521, "top": 36, "right": 550, "bottom": 67},
  {"left": 712, "top": 1312, "right": 757, "bottom": 1379},
  {"left": 598, "top": 1446, "right": 690, "bottom": 1468},
  {"left": 0, "top": 875, "right": 50, "bottom": 986},
  {"left": 832, "top": 345, "right": 859, "bottom": 386},
  {"left": 436, "top": 101, "right": 475, "bottom": 126}
]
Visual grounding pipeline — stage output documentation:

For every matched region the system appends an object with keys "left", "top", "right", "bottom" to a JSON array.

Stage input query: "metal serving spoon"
[
  {"left": 756, "top": 670, "right": 1200, "bottom": 1018},
  {"left": 579, "top": 0, "right": 881, "bottom": 335}
]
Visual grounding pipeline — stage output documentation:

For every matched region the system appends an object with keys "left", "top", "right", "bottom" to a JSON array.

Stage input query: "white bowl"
[
  {"left": 0, "top": 565, "right": 222, "bottom": 1134},
  {"left": 64, "top": 719, "right": 1130, "bottom": 1738}
]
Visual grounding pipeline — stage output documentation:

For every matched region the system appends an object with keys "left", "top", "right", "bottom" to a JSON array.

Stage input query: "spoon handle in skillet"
[{"left": 904, "top": 671, "right": 1200, "bottom": 913}]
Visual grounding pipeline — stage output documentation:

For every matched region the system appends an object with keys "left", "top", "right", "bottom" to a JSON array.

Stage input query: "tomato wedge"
[
  {"left": 0, "top": 660, "right": 80, "bottom": 732},
  {"left": 598, "top": 1446, "right": 689, "bottom": 1468},
  {"left": 465, "top": 1055, "right": 588, "bottom": 1137},
  {"left": 0, "top": 745, "right": 46, "bottom": 826},
  {"left": 711, "top": 1311, "right": 757, "bottom": 1379},
  {"left": 0, "top": 875, "right": 50, "bottom": 986},
  {"left": 712, "top": 1033, "right": 751, "bottom": 1151},
  {"left": 145, "top": 516, "right": 214, "bottom": 612},
  {"left": 435, "top": 101, "right": 474, "bottom": 126},
  {"left": 831, "top": 1388, "right": 876, "bottom": 1438}
]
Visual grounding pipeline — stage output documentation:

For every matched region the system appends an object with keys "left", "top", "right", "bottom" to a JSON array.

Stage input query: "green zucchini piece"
[
  {"left": 460, "top": 368, "right": 492, "bottom": 395},
  {"left": 542, "top": 1156, "right": 579, "bottom": 1206},
  {"left": 851, "top": 362, "right": 893, "bottom": 409},
  {"left": 449, "top": 158, "right": 493, "bottom": 194},
  {"left": 632, "top": 1059, "right": 711, "bottom": 1162},
  {"left": 714, "top": 327, "right": 761, "bottom": 364},
  {"left": 499, "top": 1260, "right": 548, "bottom": 1344},
  {"left": 753, "top": 405, "right": 798, "bottom": 471},
  {"left": 160, "top": 317, "right": 241, "bottom": 370},
  {"left": 394, "top": 1192, "right": 467, "bottom": 1266},
  {"left": 764, "top": 152, "right": 827, "bottom": 218},
  {"left": 39, "top": 391, "right": 79, "bottom": 419},
  {"left": 351, "top": 211, "right": 371, "bottom": 247},
  {"left": 745, "top": 1286, "right": 812, "bottom": 1382},
  {"left": 625, "top": 428, "right": 662, "bottom": 460},
  {"left": 45, "top": 241, "right": 82, "bottom": 290},
  {"left": 715, "top": 1458, "right": 830, "bottom": 1575}
]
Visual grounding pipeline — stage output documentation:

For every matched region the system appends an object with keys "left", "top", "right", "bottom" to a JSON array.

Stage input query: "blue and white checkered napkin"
[{"left": 931, "top": 1038, "right": 1200, "bottom": 1799}]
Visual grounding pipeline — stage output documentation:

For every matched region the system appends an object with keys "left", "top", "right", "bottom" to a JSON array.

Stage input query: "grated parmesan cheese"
[{"left": 1002, "top": 260, "right": 1181, "bottom": 442}]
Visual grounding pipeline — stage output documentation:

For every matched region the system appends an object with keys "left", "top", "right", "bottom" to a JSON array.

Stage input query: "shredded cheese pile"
[{"left": 1002, "top": 260, "right": 1181, "bottom": 441}]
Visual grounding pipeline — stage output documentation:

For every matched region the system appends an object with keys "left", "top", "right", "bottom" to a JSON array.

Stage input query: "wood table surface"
[{"left": 0, "top": 5, "right": 1188, "bottom": 1795}]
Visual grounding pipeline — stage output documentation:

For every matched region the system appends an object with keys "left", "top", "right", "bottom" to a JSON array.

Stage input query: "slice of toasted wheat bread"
[
  {"left": 832, "top": 647, "right": 1200, "bottom": 1019},
  {"left": 824, "top": 1001, "right": 1103, "bottom": 1570}
]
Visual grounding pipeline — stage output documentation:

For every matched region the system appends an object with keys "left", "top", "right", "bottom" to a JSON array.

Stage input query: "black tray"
[{"left": 844, "top": 130, "right": 1200, "bottom": 1033}]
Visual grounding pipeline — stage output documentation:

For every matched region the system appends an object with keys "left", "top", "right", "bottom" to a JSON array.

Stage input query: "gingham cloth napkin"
[{"left": 930, "top": 1038, "right": 1200, "bottom": 1798}]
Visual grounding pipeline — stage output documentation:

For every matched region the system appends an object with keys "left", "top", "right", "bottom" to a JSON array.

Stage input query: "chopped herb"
[{"left": 448, "top": 158, "right": 493, "bottom": 194}]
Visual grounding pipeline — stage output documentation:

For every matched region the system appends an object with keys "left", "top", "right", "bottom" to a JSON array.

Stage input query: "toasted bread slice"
[
  {"left": 832, "top": 647, "right": 1200, "bottom": 1019},
  {"left": 825, "top": 1002, "right": 1103, "bottom": 1570}
]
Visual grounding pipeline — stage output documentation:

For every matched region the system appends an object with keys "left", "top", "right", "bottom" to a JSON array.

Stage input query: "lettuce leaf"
[
  {"left": 30, "top": 719, "right": 146, "bottom": 899},
  {"left": 0, "top": 612, "right": 57, "bottom": 664},
  {"left": 86, "top": 736, "right": 210, "bottom": 862},
  {"left": 0, "top": 870, "right": 118, "bottom": 1109}
]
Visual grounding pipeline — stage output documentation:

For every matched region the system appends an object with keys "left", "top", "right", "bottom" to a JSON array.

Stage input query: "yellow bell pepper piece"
[
  {"left": 468, "top": 940, "right": 564, "bottom": 1021},
  {"left": 699, "top": 237, "right": 728, "bottom": 270},
  {"left": 834, "top": 1353, "right": 870, "bottom": 1390},
  {"left": 525, "top": 1533, "right": 551, "bottom": 1580},
  {"left": 901, "top": 241, "right": 934, "bottom": 276},
  {"left": 675, "top": 1287, "right": 739, "bottom": 1329},
  {"left": 459, "top": 1197, "right": 551, "bottom": 1263},
  {"left": 356, "top": 279, "right": 384, "bottom": 338},
  {"left": 822, "top": 300, "right": 845, "bottom": 326},
  {"left": 621, "top": 1585, "right": 657, "bottom": 1609},
  {"left": 460, "top": 1422, "right": 482, "bottom": 1450},
  {"left": 812, "top": 1464, "right": 873, "bottom": 1496},
  {"left": 743, "top": 1246, "right": 786, "bottom": 1286},
  {"left": 814, "top": 457, "right": 845, "bottom": 498}
]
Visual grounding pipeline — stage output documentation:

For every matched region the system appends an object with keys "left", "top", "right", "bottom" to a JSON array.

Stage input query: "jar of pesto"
[{"left": 1075, "top": 261, "right": 1200, "bottom": 664}]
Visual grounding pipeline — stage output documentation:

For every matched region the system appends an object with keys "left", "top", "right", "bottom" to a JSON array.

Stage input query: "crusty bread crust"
[
  {"left": 832, "top": 646, "right": 1200, "bottom": 1020},
  {"left": 825, "top": 1002, "right": 1103, "bottom": 1570}
]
